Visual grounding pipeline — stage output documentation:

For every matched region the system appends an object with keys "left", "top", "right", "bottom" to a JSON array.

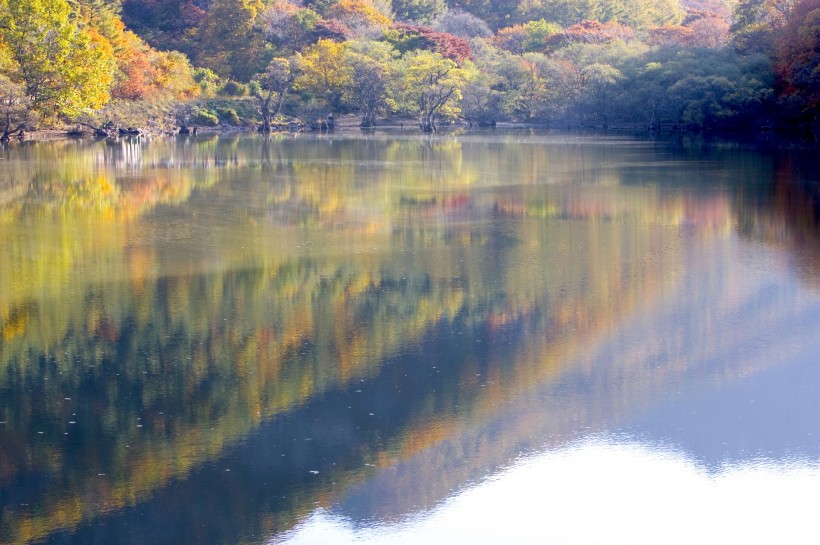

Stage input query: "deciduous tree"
[
  {"left": 774, "top": 0, "right": 820, "bottom": 121},
  {"left": 195, "top": 0, "right": 268, "bottom": 81},
  {"left": 433, "top": 9, "right": 492, "bottom": 38},
  {"left": 731, "top": 0, "right": 796, "bottom": 52},
  {"left": 342, "top": 40, "right": 396, "bottom": 126},
  {"left": 0, "top": 75, "right": 35, "bottom": 140},
  {"left": 295, "top": 39, "right": 350, "bottom": 111},
  {"left": 392, "top": 50, "right": 471, "bottom": 130},
  {"left": 391, "top": 0, "right": 445, "bottom": 24},
  {"left": 251, "top": 57, "right": 299, "bottom": 131},
  {"left": 0, "top": 0, "right": 117, "bottom": 122}
]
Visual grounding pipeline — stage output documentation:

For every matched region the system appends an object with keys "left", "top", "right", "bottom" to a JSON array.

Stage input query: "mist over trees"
[{"left": 0, "top": 0, "right": 818, "bottom": 135}]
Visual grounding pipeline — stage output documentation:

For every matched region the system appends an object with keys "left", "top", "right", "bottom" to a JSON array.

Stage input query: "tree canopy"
[{"left": 0, "top": 0, "right": 817, "bottom": 134}]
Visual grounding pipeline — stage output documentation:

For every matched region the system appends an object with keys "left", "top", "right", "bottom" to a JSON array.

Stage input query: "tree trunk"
[
  {"left": 360, "top": 109, "right": 376, "bottom": 128},
  {"left": 420, "top": 113, "right": 436, "bottom": 132}
]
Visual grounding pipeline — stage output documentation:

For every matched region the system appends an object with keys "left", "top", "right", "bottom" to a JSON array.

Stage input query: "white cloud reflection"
[{"left": 277, "top": 437, "right": 820, "bottom": 545}]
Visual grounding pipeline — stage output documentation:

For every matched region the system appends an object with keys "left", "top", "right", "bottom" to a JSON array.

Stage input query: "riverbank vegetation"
[{"left": 0, "top": 0, "right": 818, "bottom": 138}]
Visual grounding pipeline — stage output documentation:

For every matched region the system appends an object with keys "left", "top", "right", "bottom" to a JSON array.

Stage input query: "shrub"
[
  {"left": 216, "top": 107, "right": 241, "bottom": 125},
  {"left": 218, "top": 80, "right": 249, "bottom": 97},
  {"left": 191, "top": 108, "right": 220, "bottom": 126}
]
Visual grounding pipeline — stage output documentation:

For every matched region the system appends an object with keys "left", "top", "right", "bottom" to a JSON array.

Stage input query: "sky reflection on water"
[
  {"left": 1, "top": 133, "right": 819, "bottom": 545},
  {"left": 281, "top": 437, "right": 820, "bottom": 545}
]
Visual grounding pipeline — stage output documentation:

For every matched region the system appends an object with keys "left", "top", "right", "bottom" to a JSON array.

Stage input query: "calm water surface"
[{"left": 1, "top": 132, "right": 819, "bottom": 544}]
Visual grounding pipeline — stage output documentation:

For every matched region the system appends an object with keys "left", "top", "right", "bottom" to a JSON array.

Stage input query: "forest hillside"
[{"left": 0, "top": 0, "right": 818, "bottom": 136}]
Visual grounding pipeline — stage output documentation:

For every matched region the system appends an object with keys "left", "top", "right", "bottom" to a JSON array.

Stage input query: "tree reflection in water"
[{"left": 1, "top": 133, "right": 818, "bottom": 545}]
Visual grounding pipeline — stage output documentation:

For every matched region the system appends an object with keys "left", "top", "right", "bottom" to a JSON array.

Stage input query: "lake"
[{"left": 1, "top": 131, "right": 819, "bottom": 545}]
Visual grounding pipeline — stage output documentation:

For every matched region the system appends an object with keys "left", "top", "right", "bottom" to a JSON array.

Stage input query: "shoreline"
[{"left": 5, "top": 116, "right": 818, "bottom": 147}]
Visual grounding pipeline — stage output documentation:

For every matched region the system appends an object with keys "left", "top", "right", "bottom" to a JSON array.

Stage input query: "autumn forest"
[{"left": 0, "top": 0, "right": 818, "bottom": 138}]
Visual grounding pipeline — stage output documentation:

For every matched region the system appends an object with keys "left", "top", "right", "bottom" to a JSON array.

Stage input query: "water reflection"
[
  {"left": 0, "top": 133, "right": 818, "bottom": 544},
  {"left": 281, "top": 438, "right": 820, "bottom": 545}
]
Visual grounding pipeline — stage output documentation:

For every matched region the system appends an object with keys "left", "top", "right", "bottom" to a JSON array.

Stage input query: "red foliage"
[
  {"left": 180, "top": 1, "right": 206, "bottom": 26},
  {"left": 311, "top": 19, "right": 353, "bottom": 42},
  {"left": 775, "top": 0, "right": 820, "bottom": 109},
  {"left": 391, "top": 23, "right": 472, "bottom": 62}
]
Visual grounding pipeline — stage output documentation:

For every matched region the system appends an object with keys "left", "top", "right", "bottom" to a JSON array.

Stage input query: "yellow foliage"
[
  {"left": 330, "top": 0, "right": 392, "bottom": 28},
  {"left": 295, "top": 39, "right": 351, "bottom": 99}
]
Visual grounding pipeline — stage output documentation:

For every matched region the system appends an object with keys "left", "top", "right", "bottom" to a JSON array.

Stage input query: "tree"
[
  {"left": 544, "top": 20, "right": 637, "bottom": 50},
  {"left": 646, "top": 25, "right": 695, "bottom": 47},
  {"left": 731, "top": 0, "right": 796, "bottom": 53},
  {"left": 685, "top": 12, "right": 730, "bottom": 47},
  {"left": 516, "top": 0, "right": 681, "bottom": 29},
  {"left": 0, "top": 75, "right": 35, "bottom": 140},
  {"left": 260, "top": 1, "right": 322, "bottom": 52},
  {"left": 251, "top": 57, "right": 299, "bottom": 131},
  {"left": 111, "top": 31, "right": 199, "bottom": 101},
  {"left": 391, "top": 0, "right": 446, "bottom": 23},
  {"left": 326, "top": 0, "right": 392, "bottom": 35},
  {"left": 0, "top": 0, "right": 117, "bottom": 122},
  {"left": 575, "top": 62, "right": 623, "bottom": 126},
  {"left": 342, "top": 41, "right": 396, "bottom": 126},
  {"left": 195, "top": 0, "right": 268, "bottom": 81},
  {"left": 774, "top": 0, "right": 820, "bottom": 122},
  {"left": 385, "top": 24, "right": 473, "bottom": 62},
  {"left": 295, "top": 39, "right": 351, "bottom": 111},
  {"left": 493, "top": 19, "right": 563, "bottom": 53},
  {"left": 392, "top": 50, "right": 471, "bottom": 131},
  {"left": 432, "top": 8, "right": 492, "bottom": 38},
  {"left": 452, "top": 0, "right": 518, "bottom": 29},
  {"left": 613, "top": 47, "right": 774, "bottom": 129},
  {"left": 459, "top": 72, "right": 503, "bottom": 125},
  {"left": 494, "top": 53, "right": 569, "bottom": 121}
]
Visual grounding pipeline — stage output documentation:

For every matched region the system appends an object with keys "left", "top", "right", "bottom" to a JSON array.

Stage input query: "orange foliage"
[
  {"left": 545, "top": 20, "right": 636, "bottom": 49},
  {"left": 493, "top": 24, "right": 529, "bottom": 53},
  {"left": 646, "top": 24, "right": 695, "bottom": 47},
  {"left": 112, "top": 32, "right": 199, "bottom": 100},
  {"left": 112, "top": 32, "right": 158, "bottom": 99}
]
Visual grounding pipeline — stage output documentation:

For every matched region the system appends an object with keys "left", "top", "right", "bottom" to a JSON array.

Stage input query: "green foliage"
[
  {"left": 460, "top": 71, "right": 504, "bottom": 124},
  {"left": 391, "top": 50, "right": 473, "bottom": 130},
  {"left": 194, "top": 68, "right": 222, "bottom": 96},
  {"left": 219, "top": 81, "right": 250, "bottom": 97},
  {"left": 191, "top": 108, "right": 220, "bottom": 126},
  {"left": 195, "top": 0, "right": 269, "bottom": 81},
  {"left": 343, "top": 41, "right": 397, "bottom": 125},
  {"left": 522, "top": 19, "right": 564, "bottom": 51},
  {"left": 252, "top": 57, "right": 299, "bottom": 130},
  {"left": 454, "top": 0, "right": 519, "bottom": 29},
  {"left": 516, "top": 0, "right": 682, "bottom": 29},
  {"left": 493, "top": 52, "right": 569, "bottom": 120},
  {"left": 391, "top": 0, "right": 446, "bottom": 23},
  {"left": 0, "top": 0, "right": 805, "bottom": 133},
  {"left": 731, "top": 0, "right": 795, "bottom": 53},
  {"left": 216, "top": 107, "right": 242, "bottom": 125},
  {"left": 614, "top": 47, "right": 775, "bottom": 128}
]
